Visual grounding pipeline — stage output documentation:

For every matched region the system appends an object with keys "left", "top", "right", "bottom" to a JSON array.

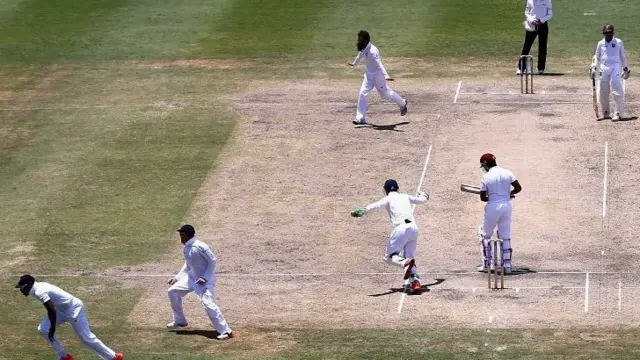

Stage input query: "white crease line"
[
  {"left": 455, "top": 100, "right": 640, "bottom": 105},
  {"left": 0, "top": 103, "right": 192, "bottom": 111},
  {"left": 13, "top": 270, "right": 640, "bottom": 278},
  {"left": 399, "top": 144, "right": 433, "bottom": 314},
  {"left": 459, "top": 92, "right": 592, "bottom": 96},
  {"left": 453, "top": 80, "right": 462, "bottom": 103},
  {"left": 584, "top": 272, "right": 590, "bottom": 313},
  {"left": 618, "top": 281, "right": 622, "bottom": 311},
  {"left": 603, "top": 141, "right": 609, "bottom": 218}
]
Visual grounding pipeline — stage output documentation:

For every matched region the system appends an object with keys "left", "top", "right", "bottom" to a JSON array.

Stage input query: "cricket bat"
[
  {"left": 460, "top": 184, "right": 481, "bottom": 194},
  {"left": 592, "top": 77, "right": 599, "bottom": 119}
]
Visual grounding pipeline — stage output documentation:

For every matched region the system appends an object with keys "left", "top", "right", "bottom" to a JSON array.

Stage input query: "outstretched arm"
[
  {"left": 348, "top": 51, "right": 363, "bottom": 67},
  {"left": 409, "top": 191, "right": 429, "bottom": 204},
  {"left": 351, "top": 197, "right": 389, "bottom": 217}
]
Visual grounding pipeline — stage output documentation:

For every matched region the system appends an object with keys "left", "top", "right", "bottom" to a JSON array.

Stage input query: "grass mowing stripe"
[
  {"left": 34, "top": 107, "right": 234, "bottom": 273},
  {"left": 201, "top": 0, "right": 336, "bottom": 58},
  {"left": 0, "top": 0, "right": 130, "bottom": 63},
  {"left": 78, "top": 0, "right": 235, "bottom": 61},
  {"left": 308, "top": 0, "right": 438, "bottom": 59},
  {"left": 0, "top": 65, "right": 236, "bottom": 274}
]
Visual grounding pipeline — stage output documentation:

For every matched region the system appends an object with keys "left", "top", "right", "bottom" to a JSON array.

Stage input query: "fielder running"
[
  {"left": 590, "top": 24, "right": 630, "bottom": 121},
  {"left": 167, "top": 225, "right": 234, "bottom": 340},
  {"left": 351, "top": 179, "right": 428, "bottom": 293},
  {"left": 348, "top": 30, "right": 408, "bottom": 125},
  {"left": 477, "top": 154, "right": 522, "bottom": 275},
  {"left": 16, "top": 274, "right": 124, "bottom": 360}
]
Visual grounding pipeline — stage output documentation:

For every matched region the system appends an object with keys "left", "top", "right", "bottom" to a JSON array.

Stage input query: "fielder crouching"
[
  {"left": 351, "top": 179, "right": 428, "bottom": 293},
  {"left": 477, "top": 154, "right": 521, "bottom": 275}
]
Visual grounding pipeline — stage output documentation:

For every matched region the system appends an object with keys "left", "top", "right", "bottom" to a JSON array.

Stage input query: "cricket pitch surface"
[{"left": 128, "top": 76, "right": 640, "bottom": 330}]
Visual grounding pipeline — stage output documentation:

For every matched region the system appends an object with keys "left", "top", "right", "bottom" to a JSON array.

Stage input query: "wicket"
[
  {"left": 487, "top": 239, "right": 505, "bottom": 289},
  {"left": 520, "top": 55, "right": 534, "bottom": 94}
]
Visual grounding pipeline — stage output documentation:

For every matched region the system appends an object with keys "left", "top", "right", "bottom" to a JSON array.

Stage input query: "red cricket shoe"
[
  {"left": 113, "top": 353, "right": 124, "bottom": 360},
  {"left": 60, "top": 355, "right": 75, "bottom": 360},
  {"left": 411, "top": 279, "right": 421, "bottom": 293}
]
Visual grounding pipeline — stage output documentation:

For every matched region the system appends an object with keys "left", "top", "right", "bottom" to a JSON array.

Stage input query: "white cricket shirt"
[
  {"left": 177, "top": 237, "right": 217, "bottom": 282},
  {"left": 592, "top": 37, "right": 628, "bottom": 68},
  {"left": 525, "top": 0, "right": 552, "bottom": 24},
  {"left": 29, "top": 282, "right": 83, "bottom": 316},
  {"left": 365, "top": 191, "right": 427, "bottom": 226},
  {"left": 351, "top": 43, "right": 389, "bottom": 77},
  {"left": 481, "top": 166, "right": 517, "bottom": 203}
]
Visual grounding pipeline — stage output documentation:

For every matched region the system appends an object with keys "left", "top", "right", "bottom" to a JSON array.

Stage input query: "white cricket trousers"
[
  {"left": 384, "top": 222, "right": 419, "bottom": 277},
  {"left": 168, "top": 277, "right": 232, "bottom": 335},
  {"left": 38, "top": 305, "right": 116, "bottom": 360},
  {"left": 482, "top": 201, "right": 513, "bottom": 271},
  {"left": 356, "top": 72, "right": 406, "bottom": 122},
  {"left": 599, "top": 64, "right": 625, "bottom": 115}
]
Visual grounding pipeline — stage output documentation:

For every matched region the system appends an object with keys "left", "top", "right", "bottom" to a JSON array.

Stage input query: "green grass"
[
  {"left": 1, "top": 0, "right": 639, "bottom": 63},
  {"left": 1, "top": 0, "right": 640, "bottom": 359}
]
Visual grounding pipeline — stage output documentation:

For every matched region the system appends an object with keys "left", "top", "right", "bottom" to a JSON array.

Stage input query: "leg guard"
[
  {"left": 502, "top": 238, "right": 512, "bottom": 273},
  {"left": 482, "top": 238, "right": 493, "bottom": 269}
]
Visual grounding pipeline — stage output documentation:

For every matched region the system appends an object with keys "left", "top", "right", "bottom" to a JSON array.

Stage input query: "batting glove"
[
  {"left": 418, "top": 191, "right": 429, "bottom": 200},
  {"left": 623, "top": 67, "right": 631, "bottom": 80},
  {"left": 351, "top": 208, "right": 366, "bottom": 217},
  {"left": 589, "top": 67, "right": 596, "bottom": 80}
]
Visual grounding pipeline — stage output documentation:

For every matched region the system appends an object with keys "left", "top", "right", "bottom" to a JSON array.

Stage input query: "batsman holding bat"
[
  {"left": 351, "top": 179, "right": 428, "bottom": 293},
  {"left": 590, "top": 24, "right": 630, "bottom": 121},
  {"left": 477, "top": 154, "right": 521, "bottom": 275}
]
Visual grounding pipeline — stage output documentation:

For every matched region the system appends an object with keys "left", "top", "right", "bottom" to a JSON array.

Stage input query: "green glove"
[{"left": 351, "top": 208, "right": 366, "bottom": 217}]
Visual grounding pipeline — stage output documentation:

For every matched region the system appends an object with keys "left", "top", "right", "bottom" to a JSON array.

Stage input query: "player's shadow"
[
  {"left": 597, "top": 116, "right": 638, "bottom": 122},
  {"left": 367, "top": 278, "right": 445, "bottom": 297},
  {"left": 506, "top": 267, "right": 537, "bottom": 275},
  {"left": 172, "top": 329, "right": 220, "bottom": 339},
  {"left": 360, "top": 121, "right": 410, "bottom": 132}
]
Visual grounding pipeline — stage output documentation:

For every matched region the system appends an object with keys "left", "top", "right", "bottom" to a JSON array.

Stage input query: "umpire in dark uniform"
[{"left": 518, "top": 0, "right": 553, "bottom": 75}]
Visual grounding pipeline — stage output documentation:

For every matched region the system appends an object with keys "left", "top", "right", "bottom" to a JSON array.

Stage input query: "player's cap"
[
  {"left": 176, "top": 224, "right": 195, "bottom": 238},
  {"left": 15, "top": 274, "right": 35, "bottom": 288},
  {"left": 479, "top": 153, "right": 496, "bottom": 163},
  {"left": 383, "top": 179, "right": 399, "bottom": 193}
]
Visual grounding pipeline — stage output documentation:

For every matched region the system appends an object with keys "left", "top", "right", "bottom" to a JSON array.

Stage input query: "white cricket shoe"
[
  {"left": 516, "top": 69, "right": 522, "bottom": 75},
  {"left": 217, "top": 331, "right": 234, "bottom": 340},
  {"left": 166, "top": 321, "right": 189, "bottom": 330},
  {"left": 612, "top": 112, "right": 621, "bottom": 121}
]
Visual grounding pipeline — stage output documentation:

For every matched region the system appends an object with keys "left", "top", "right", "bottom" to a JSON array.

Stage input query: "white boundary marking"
[
  {"left": 454, "top": 80, "right": 462, "bottom": 103},
  {"left": 398, "top": 144, "right": 433, "bottom": 314},
  {"left": 603, "top": 141, "right": 609, "bottom": 218},
  {"left": 584, "top": 272, "right": 590, "bottom": 312}
]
